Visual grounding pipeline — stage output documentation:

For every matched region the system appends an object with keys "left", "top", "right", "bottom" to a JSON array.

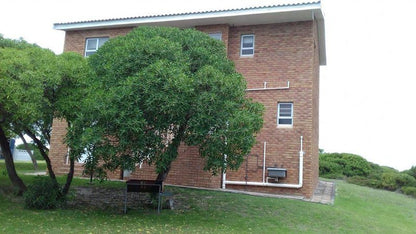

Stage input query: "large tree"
[
  {"left": 0, "top": 35, "right": 89, "bottom": 195},
  {"left": 71, "top": 26, "right": 263, "bottom": 182}
]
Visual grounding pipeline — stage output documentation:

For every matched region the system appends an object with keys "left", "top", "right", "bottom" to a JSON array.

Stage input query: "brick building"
[{"left": 51, "top": 1, "right": 326, "bottom": 198}]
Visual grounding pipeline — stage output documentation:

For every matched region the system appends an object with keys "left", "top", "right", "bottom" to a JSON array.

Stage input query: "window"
[
  {"left": 240, "top": 34, "right": 255, "bottom": 56},
  {"left": 277, "top": 103, "right": 293, "bottom": 127},
  {"left": 85, "top": 37, "right": 109, "bottom": 57},
  {"left": 209, "top": 33, "right": 222, "bottom": 41}
]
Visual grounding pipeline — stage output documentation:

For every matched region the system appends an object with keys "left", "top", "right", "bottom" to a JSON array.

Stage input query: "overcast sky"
[{"left": 1, "top": 0, "right": 416, "bottom": 170}]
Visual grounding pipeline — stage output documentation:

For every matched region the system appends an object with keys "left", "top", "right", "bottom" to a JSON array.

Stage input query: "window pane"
[
  {"left": 243, "top": 36, "right": 253, "bottom": 47},
  {"left": 279, "top": 105, "right": 292, "bottom": 117},
  {"left": 209, "top": 33, "right": 222, "bottom": 40},
  {"left": 280, "top": 103, "right": 292, "bottom": 109},
  {"left": 98, "top": 37, "right": 109, "bottom": 47},
  {"left": 279, "top": 119, "right": 292, "bottom": 125},
  {"left": 279, "top": 111, "right": 291, "bottom": 117},
  {"left": 85, "top": 51, "right": 96, "bottom": 57},
  {"left": 86, "top": 39, "right": 97, "bottom": 50},
  {"left": 242, "top": 49, "right": 254, "bottom": 55},
  {"left": 278, "top": 103, "right": 293, "bottom": 126}
]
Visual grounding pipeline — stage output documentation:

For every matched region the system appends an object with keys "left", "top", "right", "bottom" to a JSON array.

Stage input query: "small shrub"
[
  {"left": 319, "top": 159, "right": 343, "bottom": 179},
  {"left": 319, "top": 153, "right": 371, "bottom": 178},
  {"left": 397, "top": 173, "right": 416, "bottom": 187},
  {"left": 401, "top": 186, "right": 416, "bottom": 198},
  {"left": 381, "top": 172, "right": 416, "bottom": 191},
  {"left": 23, "top": 176, "right": 64, "bottom": 209}
]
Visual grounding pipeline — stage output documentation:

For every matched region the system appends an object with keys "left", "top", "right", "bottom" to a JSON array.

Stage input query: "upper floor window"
[
  {"left": 240, "top": 34, "right": 255, "bottom": 56},
  {"left": 85, "top": 37, "right": 109, "bottom": 57},
  {"left": 209, "top": 33, "right": 222, "bottom": 41},
  {"left": 277, "top": 103, "right": 293, "bottom": 127}
]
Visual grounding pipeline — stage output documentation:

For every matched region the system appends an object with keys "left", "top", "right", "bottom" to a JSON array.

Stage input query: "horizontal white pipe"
[
  {"left": 224, "top": 180, "right": 302, "bottom": 188},
  {"left": 246, "top": 81, "right": 290, "bottom": 91}
]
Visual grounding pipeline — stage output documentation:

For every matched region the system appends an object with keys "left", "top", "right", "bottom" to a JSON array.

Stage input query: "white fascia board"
[{"left": 53, "top": 3, "right": 322, "bottom": 31}]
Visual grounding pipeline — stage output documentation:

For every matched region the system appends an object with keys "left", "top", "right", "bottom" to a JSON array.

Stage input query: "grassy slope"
[{"left": 0, "top": 162, "right": 415, "bottom": 233}]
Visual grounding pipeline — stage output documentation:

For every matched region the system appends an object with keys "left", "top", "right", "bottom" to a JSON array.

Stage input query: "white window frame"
[
  {"left": 209, "top": 32, "right": 222, "bottom": 41},
  {"left": 277, "top": 103, "right": 293, "bottom": 128},
  {"left": 240, "top": 34, "right": 255, "bottom": 56},
  {"left": 84, "top": 37, "right": 109, "bottom": 57}
]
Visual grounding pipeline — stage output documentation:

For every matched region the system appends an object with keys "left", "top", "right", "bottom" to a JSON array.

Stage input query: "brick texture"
[{"left": 50, "top": 20, "right": 320, "bottom": 198}]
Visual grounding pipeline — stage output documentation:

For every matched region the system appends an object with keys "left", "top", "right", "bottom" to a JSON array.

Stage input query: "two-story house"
[{"left": 50, "top": 1, "right": 326, "bottom": 199}]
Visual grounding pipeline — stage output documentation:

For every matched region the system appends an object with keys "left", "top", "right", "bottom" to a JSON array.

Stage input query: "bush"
[
  {"left": 319, "top": 153, "right": 371, "bottom": 178},
  {"left": 403, "top": 166, "right": 416, "bottom": 179},
  {"left": 381, "top": 172, "right": 416, "bottom": 191},
  {"left": 319, "top": 159, "right": 343, "bottom": 179},
  {"left": 23, "top": 176, "right": 64, "bottom": 209},
  {"left": 401, "top": 186, "right": 416, "bottom": 198}
]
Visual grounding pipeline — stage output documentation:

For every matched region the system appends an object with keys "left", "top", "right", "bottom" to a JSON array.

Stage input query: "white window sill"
[{"left": 277, "top": 125, "right": 293, "bottom": 129}]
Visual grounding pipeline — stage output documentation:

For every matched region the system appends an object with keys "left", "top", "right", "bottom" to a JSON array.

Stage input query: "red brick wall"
[
  {"left": 63, "top": 27, "right": 134, "bottom": 54},
  {"left": 49, "top": 20, "right": 320, "bottom": 198},
  {"left": 224, "top": 21, "right": 319, "bottom": 198},
  {"left": 196, "top": 24, "right": 229, "bottom": 52}
]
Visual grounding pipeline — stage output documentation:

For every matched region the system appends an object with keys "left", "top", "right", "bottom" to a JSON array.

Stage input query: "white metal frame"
[
  {"left": 277, "top": 102, "right": 293, "bottom": 127},
  {"left": 240, "top": 34, "right": 255, "bottom": 56},
  {"left": 84, "top": 37, "right": 109, "bottom": 57}
]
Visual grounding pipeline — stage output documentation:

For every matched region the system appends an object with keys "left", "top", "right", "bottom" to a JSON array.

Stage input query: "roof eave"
[
  {"left": 54, "top": 2, "right": 326, "bottom": 65},
  {"left": 54, "top": 3, "right": 321, "bottom": 30}
]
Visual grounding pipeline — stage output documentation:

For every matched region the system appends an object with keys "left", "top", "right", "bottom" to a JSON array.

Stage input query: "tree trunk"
[
  {"left": 156, "top": 122, "right": 187, "bottom": 182},
  {"left": 62, "top": 156, "right": 74, "bottom": 196},
  {"left": 18, "top": 133, "right": 38, "bottom": 171},
  {"left": 0, "top": 126, "right": 27, "bottom": 195},
  {"left": 24, "top": 129, "right": 57, "bottom": 182}
]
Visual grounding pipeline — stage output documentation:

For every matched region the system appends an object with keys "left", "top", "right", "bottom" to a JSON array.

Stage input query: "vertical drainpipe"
[
  {"left": 299, "top": 136, "right": 304, "bottom": 186},
  {"left": 262, "top": 141, "right": 267, "bottom": 183},
  {"left": 222, "top": 154, "right": 227, "bottom": 189}
]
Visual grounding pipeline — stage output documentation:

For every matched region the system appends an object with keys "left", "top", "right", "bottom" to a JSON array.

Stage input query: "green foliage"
[
  {"left": 0, "top": 35, "right": 36, "bottom": 49},
  {"left": 0, "top": 44, "right": 58, "bottom": 131},
  {"left": 70, "top": 26, "right": 263, "bottom": 178},
  {"left": 381, "top": 172, "right": 416, "bottom": 191},
  {"left": 321, "top": 153, "right": 416, "bottom": 195},
  {"left": 23, "top": 176, "right": 64, "bottom": 209},
  {"left": 319, "top": 153, "right": 371, "bottom": 178},
  {"left": 401, "top": 186, "right": 416, "bottom": 198},
  {"left": 403, "top": 166, "right": 416, "bottom": 179},
  {"left": 0, "top": 34, "right": 90, "bottom": 195}
]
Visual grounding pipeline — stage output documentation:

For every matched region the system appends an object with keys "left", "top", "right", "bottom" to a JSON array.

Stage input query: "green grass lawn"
[
  {"left": 1, "top": 162, "right": 415, "bottom": 233},
  {"left": 0, "top": 160, "right": 46, "bottom": 173}
]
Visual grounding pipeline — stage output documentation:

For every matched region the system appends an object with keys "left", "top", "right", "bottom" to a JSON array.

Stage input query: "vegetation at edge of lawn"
[
  {"left": 0, "top": 160, "right": 46, "bottom": 173},
  {"left": 0, "top": 161, "right": 124, "bottom": 189},
  {"left": 0, "top": 175, "right": 415, "bottom": 234},
  {"left": 319, "top": 152, "right": 416, "bottom": 198}
]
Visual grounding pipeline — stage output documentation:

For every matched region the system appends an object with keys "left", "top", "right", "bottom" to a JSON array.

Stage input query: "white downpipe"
[
  {"left": 262, "top": 142, "right": 266, "bottom": 183},
  {"left": 222, "top": 154, "right": 227, "bottom": 189},
  {"left": 225, "top": 136, "right": 304, "bottom": 189}
]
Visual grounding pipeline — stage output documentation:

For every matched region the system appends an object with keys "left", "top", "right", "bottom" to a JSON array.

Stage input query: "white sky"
[{"left": 1, "top": 0, "right": 416, "bottom": 170}]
